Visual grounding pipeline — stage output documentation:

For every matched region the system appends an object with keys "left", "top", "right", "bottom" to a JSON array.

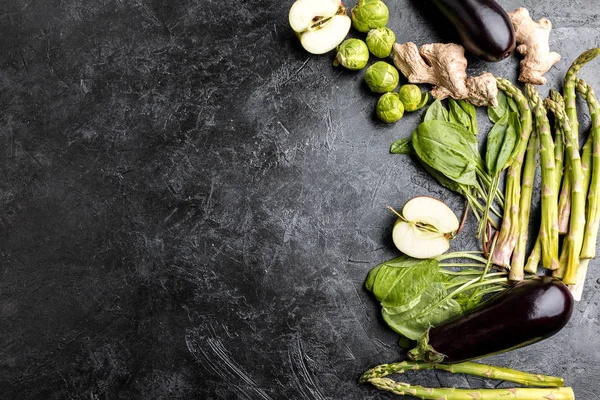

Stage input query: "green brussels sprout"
[
  {"left": 398, "top": 84, "right": 429, "bottom": 112},
  {"left": 333, "top": 39, "right": 369, "bottom": 70},
  {"left": 351, "top": 0, "right": 389, "bottom": 33},
  {"left": 366, "top": 27, "right": 396, "bottom": 58},
  {"left": 365, "top": 61, "right": 399, "bottom": 93},
  {"left": 376, "top": 92, "right": 404, "bottom": 123}
]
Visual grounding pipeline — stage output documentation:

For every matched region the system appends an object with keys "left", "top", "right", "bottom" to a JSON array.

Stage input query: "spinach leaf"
[
  {"left": 382, "top": 283, "right": 463, "bottom": 340},
  {"left": 390, "top": 138, "right": 414, "bottom": 155},
  {"left": 423, "top": 99, "right": 449, "bottom": 122},
  {"left": 412, "top": 120, "right": 482, "bottom": 186},
  {"left": 487, "top": 90, "right": 509, "bottom": 123},
  {"left": 372, "top": 257, "right": 441, "bottom": 308}
]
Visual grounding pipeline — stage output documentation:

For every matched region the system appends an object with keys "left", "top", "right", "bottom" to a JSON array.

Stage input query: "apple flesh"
[
  {"left": 392, "top": 196, "right": 459, "bottom": 259},
  {"left": 288, "top": 0, "right": 351, "bottom": 55},
  {"left": 402, "top": 196, "right": 459, "bottom": 233}
]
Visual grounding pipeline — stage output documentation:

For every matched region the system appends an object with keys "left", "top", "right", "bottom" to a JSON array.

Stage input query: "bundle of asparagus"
[{"left": 491, "top": 49, "right": 600, "bottom": 300}]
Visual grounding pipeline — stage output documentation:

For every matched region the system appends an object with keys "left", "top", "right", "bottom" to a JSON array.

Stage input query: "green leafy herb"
[
  {"left": 448, "top": 99, "right": 478, "bottom": 135},
  {"left": 390, "top": 138, "right": 413, "bottom": 154},
  {"left": 412, "top": 120, "right": 483, "bottom": 186},
  {"left": 423, "top": 99, "right": 449, "bottom": 122},
  {"left": 488, "top": 91, "right": 509, "bottom": 123}
]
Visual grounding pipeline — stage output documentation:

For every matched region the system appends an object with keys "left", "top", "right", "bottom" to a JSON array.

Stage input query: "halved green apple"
[
  {"left": 288, "top": 0, "right": 351, "bottom": 55},
  {"left": 392, "top": 196, "right": 459, "bottom": 259}
]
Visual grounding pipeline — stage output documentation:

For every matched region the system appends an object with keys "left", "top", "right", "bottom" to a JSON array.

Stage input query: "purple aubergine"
[
  {"left": 409, "top": 277, "right": 574, "bottom": 364},
  {"left": 432, "top": 0, "right": 516, "bottom": 62}
]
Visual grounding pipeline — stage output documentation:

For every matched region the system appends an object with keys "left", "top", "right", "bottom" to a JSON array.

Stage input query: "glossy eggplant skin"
[
  {"left": 432, "top": 0, "right": 516, "bottom": 62},
  {"left": 410, "top": 277, "right": 574, "bottom": 364}
]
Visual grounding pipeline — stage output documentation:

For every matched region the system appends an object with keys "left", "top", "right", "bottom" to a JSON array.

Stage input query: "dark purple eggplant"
[
  {"left": 408, "top": 277, "right": 574, "bottom": 364},
  {"left": 432, "top": 0, "right": 516, "bottom": 62}
]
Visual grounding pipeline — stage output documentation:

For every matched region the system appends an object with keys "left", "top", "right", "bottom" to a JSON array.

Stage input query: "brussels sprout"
[
  {"left": 398, "top": 84, "right": 429, "bottom": 112},
  {"left": 365, "top": 61, "right": 399, "bottom": 93},
  {"left": 351, "top": 0, "right": 389, "bottom": 33},
  {"left": 376, "top": 92, "right": 404, "bottom": 123},
  {"left": 333, "top": 39, "right": 369, "bottom": 70},
  {"left": 366, "top": 27, "right": 396, "bottom": 58}
]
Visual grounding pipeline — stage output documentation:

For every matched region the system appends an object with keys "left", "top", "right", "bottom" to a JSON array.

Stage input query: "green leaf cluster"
[{"left": 365, "top": 256, "right": 484, "bottom": 340}]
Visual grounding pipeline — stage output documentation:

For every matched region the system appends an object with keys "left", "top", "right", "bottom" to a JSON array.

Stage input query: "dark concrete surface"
[{"left": 0, "top": 0, "right": 599, "bottom": 398}]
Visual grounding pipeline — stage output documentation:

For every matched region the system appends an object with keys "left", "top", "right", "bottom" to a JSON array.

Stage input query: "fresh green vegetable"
[
  {"left": 491, "top": 78, "right": 533, "bottom": 268},
  {"left": 366, "top": 254, "right": 506, "bottom": 341},
  {"left": 364, "top": 61, "right": 399, "bottom": 93},
  {"left": 423, "top": 98, "right": 449, "bottom": 122},
  {"left": 366, "top": 378, "right": 574, "bottom": 400},
  {"left": 412, "top": 120, "right": 485, "bottom": 186},
  {"left": 366, "top": 26, "right": 395, "bottom": 58},
  {"left": 376, "top": 92, "right": 404, "bottom": 123},
  {"left": 526, "top": 84, "right": 559, "bottom": 272},
  {"left": 546, "top": 91, "right": 585, "bottom": 285},
  {"left": 487, "top": 90, "right": 509, "bottom": 123},
  {"left": 359, "top": 360, "right": 565, "bottom": 387},
  {"left": 398, "top": 84, "right": 428, "bottom": 112},
  {"left": 351, "top": 0, "right": 389, "bottom": 32},
  {"left": 480, "top": 112, "right": 517, "bottom": 241},
  {"left": 578, "top": 78, "right": 600, "bottom": 259},
  {"left": 510, "top": 108, "right": 538, "bottom": 280},
  {"left": 448, "top": 99, "right": 478, "bottom": 135},
  {"left": 390, "top": 138, "right": 413, "bottom": 154},
  {"left": 333, "top": 38, "right": 369, "bottom": 70}
]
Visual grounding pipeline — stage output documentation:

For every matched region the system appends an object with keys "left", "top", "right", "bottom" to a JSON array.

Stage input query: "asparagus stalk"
[
  {"left": 492, "top": 78, "right": 533, "bottom": 268},
  {"left": 546, "top": 91, "right": 585, "bottom": 285},
  {"left": 367, "top": 377, "right": 575, "bottom": 400},
  {"left": 359, "top": 360, "right": 565, "bottom": 387},
  {"left": 557, "top": 171, "right": 572, "bottom": 233},
  {"left": 557, "top": 48, "right": 600, "bottom": 233},
  {"left": 510, "top": 103, "right": 539, "bottom": 280},
  {"left": 577, "top": 78, "right": 600, "bottom": 259},
  {"left": 527, "top": 119, "right": 566, "bottom": 273},
  {"left": 525, "top": 84, "right": 559, "bottom": 271}
]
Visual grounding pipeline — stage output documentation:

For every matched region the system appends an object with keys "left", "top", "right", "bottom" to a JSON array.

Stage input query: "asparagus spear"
[
  {"left": 510, "top": 104, "right": 539, "bottom": 279},
  {"left": 557, "top": 48, "right": 600, "bottom": 234},
  {"left": 492, "top": 78, "right": 533, "bottom": 268},
  {"left": 367, "top": 378, "right": 575, "bottom": 400},
  {"left": 359, "top": 360, "right": 565, "bottom": 387},
  {"left": 526, "top": 120, "right": 566, "bottom": 273},
  {"left": 546, "top": 91, "right": 585, "bottom": 285},
  {"left": 576, "top": 78, "right": 600, "bottom": 259},
  {"left": 525, "top": 84, "right": 559, "bottom": 271}
]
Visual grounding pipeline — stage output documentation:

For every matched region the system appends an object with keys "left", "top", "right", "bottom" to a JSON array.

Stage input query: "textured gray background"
[{"left": 0, "top": 0, "right": 599, "bottom": 398}]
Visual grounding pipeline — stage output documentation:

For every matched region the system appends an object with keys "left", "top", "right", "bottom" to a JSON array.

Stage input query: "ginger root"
[
  {"left": 391, "top": 42, "right": 498, "bottom": 107},
  {"left": 509, "top": 8, "right": 561, "bottom": 85}
]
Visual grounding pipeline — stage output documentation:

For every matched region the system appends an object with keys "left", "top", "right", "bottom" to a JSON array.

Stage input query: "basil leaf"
[
  {"left": 485, "top": 113, "right": 510, "bottom": 174},
  {"left": 457, "top": 99, "right": 478, "bottom": 135},
  {"left": 412, "top": 120, "right": 482, "bottom": 186},
  {"left": 382, "top": 283, "right": 463, "bottom": 340},
  {"left": 488, "top": 90, "right": 509, "bottom": 123},
  {"left": 420, "top": 163, "right": 465, "bottom": 195},
  {"left": 423, "top": 99, "right": 449, "bottom": 122},
  {"left": 448, "top": 98, "right": 474, "bottom": 134},
  {"left": 495, "top": 113, "right": 518, "bottom": 173},
  {"left": 507, "top": 96, "right": 519, "bottom": 113},
  {"left": 390, "top": 138, "right": 414, "bottom": 154}
]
